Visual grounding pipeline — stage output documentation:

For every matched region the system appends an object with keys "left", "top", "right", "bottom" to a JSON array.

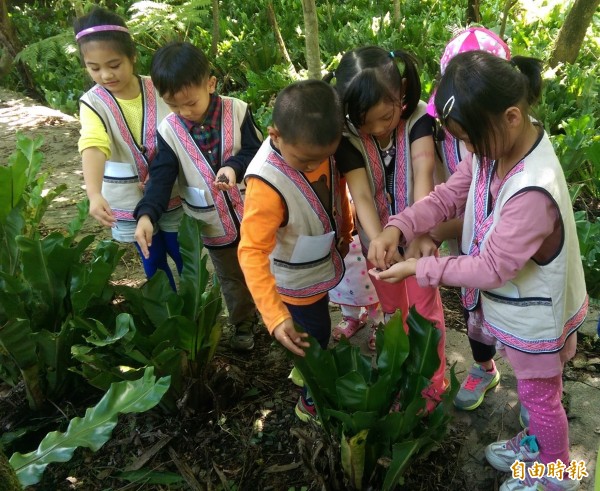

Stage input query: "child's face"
[
  {"left": 162, "top": 76, "right": 217, "bottom": 123},
  {"left": 359, "top": 98, "right": 402, "bottom": 141},
  {"left": 82, "top": 41, "right": 137, "bottom": 99},
  {"left": 269, "top": 128, "right": 339, "bottom": 173}
]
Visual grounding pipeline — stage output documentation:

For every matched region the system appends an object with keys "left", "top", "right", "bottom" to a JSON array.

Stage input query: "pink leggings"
[
  {"left": 518, "top": 375, "right": 569, "bottom": 464},
  {"left": 368, "top": 261, "right": 447, "bottom": 407}
]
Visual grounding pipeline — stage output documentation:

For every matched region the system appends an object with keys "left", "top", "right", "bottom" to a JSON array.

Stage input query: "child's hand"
[
  {"left": 89, "top": 194, "right": 116, "bottom": 228},
  {"left": 134, "top": 215, "right": 154, "bottom": 259},
  {"left": 214, "top": 166, "right": 237, "bottom": 191},
  {"left": 369, "top": 258, "right": 417, "bottom": 283},
  {"left": 273, "top": 318, "right": 310, "bottom": 356},
  {"left": 368, "top": 226, "right": 402, "bottom": 270},
  {"left": 404, "top": 234, "right": 437, "bottom": 259}
]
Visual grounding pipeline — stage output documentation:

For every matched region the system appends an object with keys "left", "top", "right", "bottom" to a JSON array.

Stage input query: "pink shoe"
[{"left": 332, "top": 312, "right": 367, "bottom": 340}]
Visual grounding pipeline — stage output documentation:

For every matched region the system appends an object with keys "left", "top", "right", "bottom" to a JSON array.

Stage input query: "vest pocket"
[
  {"left": 289, "top": 232, "right": 335, "bottom": 263},
  {"left": 102, "top": 161, "right": 142, "bottom": 220}
]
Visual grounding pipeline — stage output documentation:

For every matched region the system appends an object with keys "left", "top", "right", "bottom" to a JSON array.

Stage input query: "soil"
[{"left": 0, "top": 87, "right": 598, "bottom": 491}]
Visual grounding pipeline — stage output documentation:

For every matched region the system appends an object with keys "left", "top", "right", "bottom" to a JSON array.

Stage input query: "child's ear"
[
  {"left": 268, "top": 126, "right": 280, "bottom": 142},
  {"left": 504, "top": 106, "right": 523, "bottom": 128},
  {"left": 208, "top": 76, "right": 217, "bottom": 93}
]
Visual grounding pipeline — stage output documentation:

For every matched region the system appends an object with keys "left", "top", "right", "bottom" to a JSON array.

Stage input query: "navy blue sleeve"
[
  {"left": 133, "top": 133, "right": 179, "bottom": 223},
  {"left": 409, "top": 113, "right": 435, "bottom": 142},
  {"left": 335, "top": 136, "right": 365, "bottom": 175},
  {"left": 222, "top": 108, "right": 263, "bottom": 182}
]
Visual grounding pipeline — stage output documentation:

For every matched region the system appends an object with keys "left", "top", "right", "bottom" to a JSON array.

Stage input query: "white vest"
[
  {"left": 159, "top": 96, "right": 253, "bottom": 248},
  {"left": 347, "top": 101, "right": 428, "bottom": 251},
  {"left": 80, "top": 76, "right": 180, "bottom": 221},
  {"left": 461, "top": 132, "right": 588, "bottom": 353},
  {"left": 245, "top": 139, "right": 345, "bottom": 298}
]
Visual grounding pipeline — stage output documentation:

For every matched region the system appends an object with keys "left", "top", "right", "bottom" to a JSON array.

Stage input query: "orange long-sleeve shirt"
[{"left": 238, "top": 159, "right": 353, "bottom": 334}]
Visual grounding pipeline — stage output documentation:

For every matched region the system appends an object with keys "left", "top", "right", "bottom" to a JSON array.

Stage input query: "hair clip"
[
  {"left": 442, "top": 95, "right": 456, "bottom": 120},
  {"left": 389, "top": 51, "right": 395, "bottom": 59}
]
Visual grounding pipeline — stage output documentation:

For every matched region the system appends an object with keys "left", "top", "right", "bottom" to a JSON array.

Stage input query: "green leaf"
[
  {"left": 10, "top": 367, "right": 171, "bottom": 486},
  {"left": 376, "top": 312, "right": 409, "bottom": 380},
  {"left": 116, "top": 469, "right": 185, "bottom": 485},
  {"left": 332, "top": 338, "right": 373, "bottom": 383},
  {"left": 178, "top": 215, "right": 211, "bottom": 321},
  {"left": 382, "top": 440, "right": 420, "bottom": 491},
  {"left": 341, "top": 429, "right": 368, "bottom": 489}
]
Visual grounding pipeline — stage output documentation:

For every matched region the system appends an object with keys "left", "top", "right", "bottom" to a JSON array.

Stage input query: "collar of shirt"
[{"left": 181, "top": 93, "right": 222, "bottom": 131}]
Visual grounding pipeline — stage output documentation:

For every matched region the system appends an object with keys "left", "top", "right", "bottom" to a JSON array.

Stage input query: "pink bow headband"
[{"left": 75, "top": 25, "right": 129, "bottom": 41}]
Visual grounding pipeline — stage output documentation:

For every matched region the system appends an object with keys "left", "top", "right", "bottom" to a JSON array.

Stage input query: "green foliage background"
[{"left": 3, "top": 0, "right": 600, "bottom": 297}]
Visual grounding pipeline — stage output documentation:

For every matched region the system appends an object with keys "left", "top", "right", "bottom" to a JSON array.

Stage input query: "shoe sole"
[
  {"left": 454, "top": 370, "right": 500, "bottom": 411},
  {"left": 484, "top": 444, "right": 517, "bottom": 472}
]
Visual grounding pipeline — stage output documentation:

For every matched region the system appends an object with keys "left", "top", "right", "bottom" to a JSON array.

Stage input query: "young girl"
[
  {"left": 428, "top": 27, "right": 517, "bottom": 416},
  {"left": 75, "top": 7, "right": 183, "bottom": 289},
  {"left": 327, "top": 46, "right": 447, "bottom": 410},
  {"left": 370, "top": 50, "right": 587, "bottom": 491},
  {"left": 330, "top": 189, "right": 383, "bottom": 340}
]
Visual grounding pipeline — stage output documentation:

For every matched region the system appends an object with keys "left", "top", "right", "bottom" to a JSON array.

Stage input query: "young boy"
[
  {"left": 238, "top": 80, "right": 354, "bottom": 421},
  {"left": 133, "top": 41, "right": 263, "bottom": 351}
]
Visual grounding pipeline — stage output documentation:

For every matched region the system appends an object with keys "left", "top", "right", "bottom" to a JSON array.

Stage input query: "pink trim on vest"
[
  {"left": 92, "top": 78, "right": 155, "bottom": 182},
  {"left": 361, "top": 119, "right": 410, "bottom": 224},
  {"left": 265, "top": 151, "right": 344, "bottom": 297},
  {"left": 167, "top": 98, "right": 243, "bottom": 247},
  {"left": 484, "top": 296, "right": 588, "bottom": 353},
  {"left": 442, "top": 133, "right": 461, "bottom": 176},
  {"left": 462, "top": 159, "right": 524, "bottom": 310},
  {"left": 112, "top": 209, "right": 135, "bottom": 221}
]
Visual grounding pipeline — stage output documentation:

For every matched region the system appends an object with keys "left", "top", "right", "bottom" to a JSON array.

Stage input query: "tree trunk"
[
  {"left": 0, "top": 1, "right": 40, "bottom": 98},
  {"left": 393, "top": 0, "right": 401, "bottom": 23},
  {"left": 266, "top": 0, "right": 298, "bottom": 77},
  {"left": 466, "top": 0, "right": 481, "bottom": 23},
  {"left": 549, "top": 0, "right": 600, "bottom": 67},
  {"left": 499, "top": 0, "right": 517, "bottom": 39},
  {"left": 211, "top": 0, "right": 219, "bottom": 57},
  {"left": 301, "top": 0, "right": 321, "bottom": 80}
]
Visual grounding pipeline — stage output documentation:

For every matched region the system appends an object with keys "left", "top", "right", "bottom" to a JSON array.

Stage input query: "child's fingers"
[
  {"left": 282, "top": 333, "right": 309, "bottom": 356},
  {"left": 135, "top": 230, "right": 152, "bottom": 259}
]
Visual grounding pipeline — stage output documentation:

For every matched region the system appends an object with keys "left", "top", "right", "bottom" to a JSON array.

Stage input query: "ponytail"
[
  {"left": 510, "top": 56, "right": 543, "bottom": 105},
  {"left": 389, "top": 49, "right": 421, "bottom": 118}
]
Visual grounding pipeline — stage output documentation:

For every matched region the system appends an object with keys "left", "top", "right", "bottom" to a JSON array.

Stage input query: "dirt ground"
[{"left": 0, "top": 87, "right": 599, "bottom": 490}]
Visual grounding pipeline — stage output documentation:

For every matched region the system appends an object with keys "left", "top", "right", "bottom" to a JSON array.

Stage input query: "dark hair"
[
  {"left": 150, "top": 41, "right": 212, "bottom": 97},
  {"left": 434, "top": 50, "right": 542, "bottom": 159},
  {"left": 73, "top": 7, "right": 135, "bottom": 62},
  {"left": 325, "top": 46, "right": 421, "bottom": 130},
  {"left": 272, "top": 80, "right": 343, "bottom": 146}
]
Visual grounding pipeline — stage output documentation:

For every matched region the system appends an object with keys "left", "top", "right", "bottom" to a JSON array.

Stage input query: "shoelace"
[{"left": 463, "top": 374, "right": 484, "bottom": 391}]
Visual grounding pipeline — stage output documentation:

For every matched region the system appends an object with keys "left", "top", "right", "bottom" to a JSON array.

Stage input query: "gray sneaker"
[
  {"left": 454, "top": 362, "right": 500, "bottom": 410},
  {"left": 485, "top": 429, "right": 539, "bottom": 472},
  {"left": 230, "top": 318, "right": 257, "bottom": 351}
]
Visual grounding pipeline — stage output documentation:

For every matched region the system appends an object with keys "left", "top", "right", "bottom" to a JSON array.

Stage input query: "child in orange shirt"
[{"left": 238, "top": 80, "right": 353, "bottom": 422}]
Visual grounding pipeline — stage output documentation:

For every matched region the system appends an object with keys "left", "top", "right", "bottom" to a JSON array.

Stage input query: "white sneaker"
[
  {"left": 500, "top": 471, "right": 580, "bottom": 490},
  {"left": 485, "top": 429, "right": 539, "bottom": 472}
]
